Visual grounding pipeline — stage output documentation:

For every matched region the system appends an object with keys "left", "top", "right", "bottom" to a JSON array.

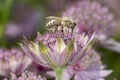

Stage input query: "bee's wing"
[{"left": 46, "top": 16, "right": 63, "bottom": 21}]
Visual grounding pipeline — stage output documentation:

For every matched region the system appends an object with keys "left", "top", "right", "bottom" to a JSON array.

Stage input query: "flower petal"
[
  {"left": 55, "top": 37, "right": 66, "bottom": 54},
  {"left": 79, "top": 70, "right": 112, "bottom": 79},
  {"left": 62, "top": 70, "right": 72, "bottom": 80},
  {"left": 39, "top": 41, "right": 56, "bottom": 68},
  {"left": 61, "top": 40, "right": 74, "bottom": 66},
  {"left": 28, "top": 42, "right": 49, "bottom": 66},
  {"left": 70, "top": 34, "right": 97, "bottom": 64}
]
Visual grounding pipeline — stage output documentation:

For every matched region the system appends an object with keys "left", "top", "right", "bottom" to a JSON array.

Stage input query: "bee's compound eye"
[{"left": 74, "top": 22, "right": 76, "bottom": 26}]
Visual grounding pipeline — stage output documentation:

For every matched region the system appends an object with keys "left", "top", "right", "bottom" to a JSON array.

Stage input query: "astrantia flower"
[
  {"left": 3, "top": 71, "right": 46, "bottom": 80},
  {"left": 0, "top": 48, "right": 32, "bottom": 76},
  {"left": 63, "top": 1, "right": 116, "bottom": 37},
  {"left": 62, "top": 49, "right": 112, "bottom": 80},
  {"left": 20, "top": 32, "right": 96, "bottom": 69},
  {"left": 63, "top": 1, "right": 120, "bottom": 53}
]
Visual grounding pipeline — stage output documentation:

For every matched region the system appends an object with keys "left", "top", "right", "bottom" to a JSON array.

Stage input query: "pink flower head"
[
  {"left": 63, "top": 1, "right": 116, "bottom": 37},
  {"left": 62, "top": 49, "right": 112, "bottom": 80},
  {"left": 0, "top": 48, "right": 32, "bottom": 76},
  {"left": 20, "top": 32, "right": 96, "bottom": 69},
  {"left": 3, "top": 71, "right": 46, "bottom": 80}
]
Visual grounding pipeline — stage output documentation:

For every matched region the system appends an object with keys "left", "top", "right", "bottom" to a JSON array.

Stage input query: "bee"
[{"left": 46, "top": 16, "right": 76, "bottom": 34}]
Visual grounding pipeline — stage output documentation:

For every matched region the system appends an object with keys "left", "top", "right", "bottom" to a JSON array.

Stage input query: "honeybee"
[{"left": 46, "top": 16, "right": 76, "bottom": 34}]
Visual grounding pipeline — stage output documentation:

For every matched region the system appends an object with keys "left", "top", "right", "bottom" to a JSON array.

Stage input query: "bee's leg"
[
  {"left": 66, "top": 28, "right": 69, "bottom": 33},
  {"left": 61, "top": 25, "right": 64, "bottom": 32},
  {"left": 72, "top": 27, "right": 76, "bottom": 36},
  {"left": 63, "top": 27, "right": 67, "bottom": 34},
  {"left": 54, "top": 27, "right": 58, "bottom": 32},
  {"left": 53, "top": 20, "right": 60, "bottom": 32},
  {"left": 71, "top": 27, "right": 74, "bottom": 34}
]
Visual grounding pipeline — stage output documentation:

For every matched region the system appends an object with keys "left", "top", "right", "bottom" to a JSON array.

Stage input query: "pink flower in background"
[
  {"left": 63, "top": 0, "right": 120, "bottom": 53},
  {"left": 0, "top": 48, "right": 32, "bottom": 76},
  {"left": 4, "top": 3, "right": 43, "bottom": 40},
  {"left": 62, "top": 49, "right": 112, "bottom": 80},
  {"left": 63, "top": 1, "right": 116, "bottom": 37},
  {"left": 20, "top": 32, "right": 96, "bottom": 69},
  {"left": 3, "top": 71, "right": 46, "bottom": 80}
]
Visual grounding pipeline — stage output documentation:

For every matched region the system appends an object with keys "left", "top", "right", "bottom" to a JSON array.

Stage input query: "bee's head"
[{"left": 62, "top": 17, "right": 76, "bottom": 28}]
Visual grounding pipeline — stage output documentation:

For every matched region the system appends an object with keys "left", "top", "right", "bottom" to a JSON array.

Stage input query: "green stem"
[
  {"left": 54, "top": 67, "right": 64, "bottom": 80},
  {"left": 0, "top": 0, "right": 13, "bottom": 37}
]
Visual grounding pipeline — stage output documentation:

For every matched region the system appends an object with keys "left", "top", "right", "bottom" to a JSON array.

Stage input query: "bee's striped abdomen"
[{"left": 46, "top": 20, "right": 61, "bottom": 32}]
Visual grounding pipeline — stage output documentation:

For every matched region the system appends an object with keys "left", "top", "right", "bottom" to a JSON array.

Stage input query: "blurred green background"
[{"left": 0, "top": 0, "right": 120, "bottom": 80}]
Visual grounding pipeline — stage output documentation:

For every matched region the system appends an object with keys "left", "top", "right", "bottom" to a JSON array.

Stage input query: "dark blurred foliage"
[
  {"left": 0, "top": 0, "right": 119, "bottom": 80},
  {"left": 95, "top": 45, "right": 120, "bottom": 80}
]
